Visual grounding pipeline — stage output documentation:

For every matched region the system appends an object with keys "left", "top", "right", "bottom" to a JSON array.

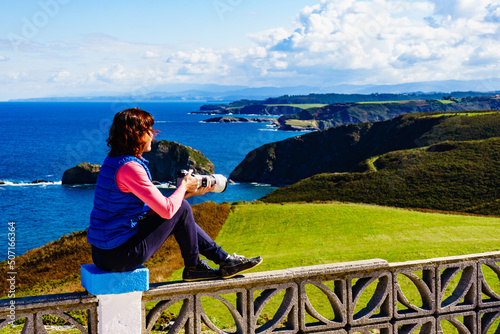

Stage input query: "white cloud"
[
  {"left": 143, "top": 50, "right": 160, "bottom": 58},
  {"left": 7, "top": 72, "right": 28, "bottom": 80},
  {"left": 228, "top": 0, "right": 500, "bottom": 86},
  {"left": 49, "top": 70, "right": 71, "bottom": 83},
  {"left": 0, "top": 55, "right": 9, "bottom": 61},
  {"left": 91, "top": 64, "right": 130, "bottom": 83}
]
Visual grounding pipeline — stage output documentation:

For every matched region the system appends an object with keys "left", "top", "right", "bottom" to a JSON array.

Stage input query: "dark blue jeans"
[{"left": 91, "top": 199, "right": 228, "bottom": 272}]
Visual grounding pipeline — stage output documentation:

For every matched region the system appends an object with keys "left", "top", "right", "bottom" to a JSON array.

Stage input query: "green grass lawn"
[
  {"left": 156, "top": 202, "right": 500, "bottom": 332},
  {"left": 214, "top": 202, "right": 500, "bottom": 267}
]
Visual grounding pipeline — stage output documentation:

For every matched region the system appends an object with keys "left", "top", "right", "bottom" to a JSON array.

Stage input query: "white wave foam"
[
  {"left": 156, "top": 183, "right": 177, "bottom": 189},
  {"left": 250, "top": 182, "right": 272, "bottom": 187},
  {"left": 65, "top": 183, "right": 95, "bottom": 188},
  {"left": 0, "top": 181, "right": 62, "bottom": 187}
]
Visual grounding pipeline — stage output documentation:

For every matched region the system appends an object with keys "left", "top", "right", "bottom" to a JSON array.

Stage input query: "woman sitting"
[{"left": 88, "top": 108, "right": 262, "bottom": 281}]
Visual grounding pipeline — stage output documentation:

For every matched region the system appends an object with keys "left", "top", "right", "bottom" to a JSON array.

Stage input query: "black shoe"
[
  {"left": 220, "top": 253, "right": 263, "bottom": 279},
  {"left": 182, "top": 260, "right": 220, "bottom": 282}
]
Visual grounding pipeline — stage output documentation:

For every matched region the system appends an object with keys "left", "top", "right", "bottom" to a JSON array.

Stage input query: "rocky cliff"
[
  {"left": 61, "top": 141, "right": 214, "bottom": 184},
  {"left": 229, "top": 111, "right": 500, "bottom": 185}
]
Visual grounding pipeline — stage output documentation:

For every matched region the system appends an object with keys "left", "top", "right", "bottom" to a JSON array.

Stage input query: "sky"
[{"left": 0, "top": 0, "right": 500, "bottom": 101}]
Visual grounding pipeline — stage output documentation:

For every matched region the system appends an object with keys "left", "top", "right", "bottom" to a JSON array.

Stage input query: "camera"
[{"left": 176, "top": 169, "right": 228, "bottom": 193}]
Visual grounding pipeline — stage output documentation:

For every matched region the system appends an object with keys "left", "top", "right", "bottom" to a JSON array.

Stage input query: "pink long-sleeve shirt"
[{"left": 115, "top": 161, "right": 186, "bottom": 219}]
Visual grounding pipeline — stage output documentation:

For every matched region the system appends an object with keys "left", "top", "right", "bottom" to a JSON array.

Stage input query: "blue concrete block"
[{"left": 81, "top": 264, "right": 149, "bottom": 295}]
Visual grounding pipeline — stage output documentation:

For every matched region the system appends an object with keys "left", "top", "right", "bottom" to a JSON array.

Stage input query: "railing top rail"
[
  {"left": 388, "top": 251, "right": 500, "bottom": 269},
  {"left": 144, "top": 258, "right": 389, "bottom": 298},
  {"left": 0, "top": 291, "right": 97, "bottom": 314}
]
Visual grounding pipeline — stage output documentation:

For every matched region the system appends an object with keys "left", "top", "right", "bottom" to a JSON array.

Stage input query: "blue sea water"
[{"left": 0, "top": 102, "right": 308, "bottom": 260}]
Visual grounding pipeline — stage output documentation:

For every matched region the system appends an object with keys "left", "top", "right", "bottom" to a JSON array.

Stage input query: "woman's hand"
[
  {"left": 184, "top": 184, "right": 216, "bottom": 198},
  {"left": 181, "top": 170, "right": 216, "bottom": 198},
  {"left": 181, "top": 170, "right": 199, "bottom": 193}
]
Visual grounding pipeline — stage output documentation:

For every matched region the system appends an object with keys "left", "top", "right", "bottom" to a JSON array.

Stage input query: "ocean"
[{"left": 0, "top": 102, "right": 308, "bottom": 260}]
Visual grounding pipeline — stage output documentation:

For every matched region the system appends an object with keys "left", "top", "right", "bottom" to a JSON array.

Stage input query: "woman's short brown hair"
[{"left": 107, "top": 108, "right": 159, "bottom": 157}]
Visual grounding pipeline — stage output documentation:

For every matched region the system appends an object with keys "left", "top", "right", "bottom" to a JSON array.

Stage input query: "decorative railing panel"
[
  {"left": 0, "top": 292, "right": 97, "bottom": 333},
  {"left": 300, "top": 278, "right": 347, "bottom": 332},
  {"left": 478, "top": 258, "right": 500, "bottom": 309},
  {"left": 143, "top": 252, "right": 500, "bottom": 334}
]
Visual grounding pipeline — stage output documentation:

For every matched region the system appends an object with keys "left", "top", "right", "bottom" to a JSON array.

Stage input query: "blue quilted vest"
[{"left": 88, "top": 155, "right": 151, "bottom": 249}]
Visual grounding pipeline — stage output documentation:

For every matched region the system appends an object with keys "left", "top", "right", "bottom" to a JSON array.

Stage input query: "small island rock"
[
  {"left": 62, "top": 162, "right": 101, "bottom": 185},
  {"left": 203, "top": 116, "right": 275, "bottom": 124}
]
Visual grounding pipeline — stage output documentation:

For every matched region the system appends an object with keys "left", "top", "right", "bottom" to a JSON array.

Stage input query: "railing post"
[{"left": 80, "top": 264, "right": 149, "bottom": 334}]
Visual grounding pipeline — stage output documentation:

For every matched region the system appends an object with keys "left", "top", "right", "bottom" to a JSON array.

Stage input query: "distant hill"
[
  {"left": 261, "top": 137, "right": 500, "bottom": 216},
  {"left": 11, "top": 79, "right": 500, "bottom": 102},
  {"left": 229, "top": 111, "right": 500, "bottom": 186}
]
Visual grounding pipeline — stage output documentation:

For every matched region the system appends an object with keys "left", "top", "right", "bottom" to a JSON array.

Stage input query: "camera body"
[{"left": 176, "top": 169, "right": 227, "bottom": 193}]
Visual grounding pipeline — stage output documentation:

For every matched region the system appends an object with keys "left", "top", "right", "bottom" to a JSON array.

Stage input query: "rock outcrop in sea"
[
  {"left": 61, "top": 141, "right": 215, "bottom": 185},
  {"left": 62, "top": 162, "right": 100, "bottom": 185},
  {"left": 202, "top": 116, "right": 276, "bottom": 124},
  {"left": 193, "top": 104, "right": 303, "bottom": 116}
]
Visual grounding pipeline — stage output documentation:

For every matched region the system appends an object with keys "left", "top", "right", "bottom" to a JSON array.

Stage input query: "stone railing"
[
  {"left": 0, "top": 291, "right": 97, "bottom": 333},
  {"left": 143, "top": 252, "right": 500, "bottom": 334},
  {"left": 1, "top": 251, "right": 499, "bottom": 333}
]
